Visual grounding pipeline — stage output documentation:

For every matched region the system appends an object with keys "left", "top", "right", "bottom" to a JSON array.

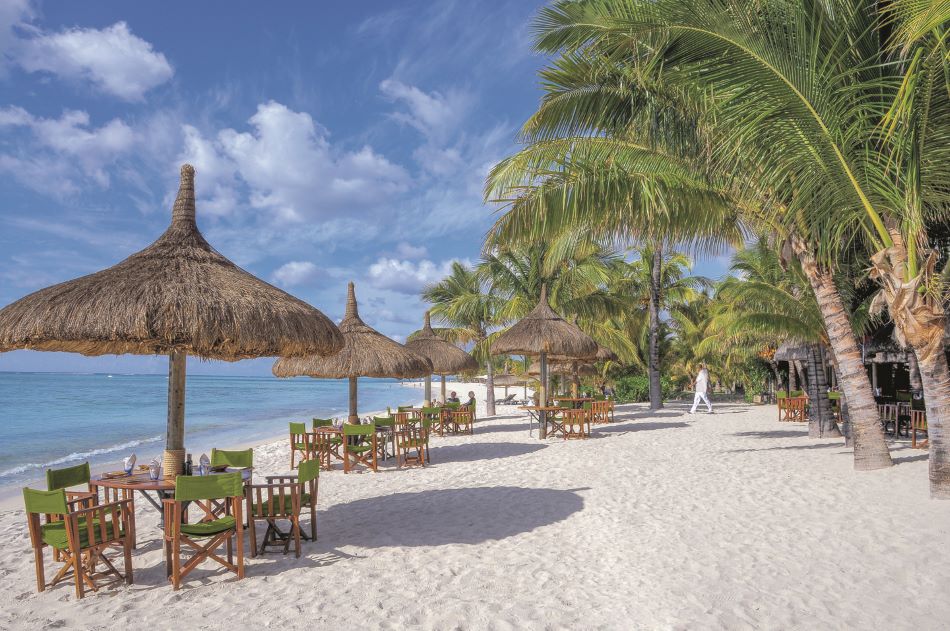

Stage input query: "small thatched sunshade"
[
  {"left": 406, "top": 311, "right": 478, "bottom": 402},
  {"left": 273, "top": 282, "right": 432, "bottom": 421},
  {"left": 491, "top": 373, "right": 530, "bottom": 387},
  {"left": 491, "top": 286, "right": 597, "bottom": 360},
  {"left": 0, "top": 164, "right": 344, "bottom": 472}
]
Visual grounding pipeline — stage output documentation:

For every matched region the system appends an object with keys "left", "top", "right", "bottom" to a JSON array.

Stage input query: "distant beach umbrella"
[
  {"left": 491, "top": 285, "right": 597, "bottom": 437},
  {"left": 0, "top": 165, "right": 344, "bottom": 475},
  {"left": 273, "top": 282, "right": 432, "bottom": 422},
  {"left": 405, "top": 311, "right": 478, "bottom": 403}
]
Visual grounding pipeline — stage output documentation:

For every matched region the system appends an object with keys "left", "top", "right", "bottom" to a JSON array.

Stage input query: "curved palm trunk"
[
  {"left": 907, "top": 349, "right": 923, "bottom": 394},
  {"left": 806, "top": 344, "right": 841, "bottom": 438},
  {"left": 788, "top": 361, "right": 798, "bottom": 391},
  {"left": 795, "top": 240, "right": 891, "bottom": 470},
  {"left": 648, "top": 244, "right": 663, "bottom": 410},
  {"left": 769, "top": 360, "right": 782, "bottom": 394},
  {"left": 485, "top": 358, "right": 496, "bottom": 417},
  {"left": 870, "top": 243, "right": 949, "bottom": 496}
]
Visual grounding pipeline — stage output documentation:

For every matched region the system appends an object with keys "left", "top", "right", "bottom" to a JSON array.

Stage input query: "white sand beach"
[{"left": 1, "top": 384, "right": 948, "bottom": 630}]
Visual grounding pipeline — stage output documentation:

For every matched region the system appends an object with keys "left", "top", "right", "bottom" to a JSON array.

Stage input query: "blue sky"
[{"left": 0, "top": 0, "right": 730, "bottom": 375}]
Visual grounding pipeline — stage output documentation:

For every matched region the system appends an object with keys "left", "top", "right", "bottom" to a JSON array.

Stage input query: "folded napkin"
[
  {"left": 123, "top": 453, "right": 137, "bottom": 471},
  {"left": 199, "top": 453, "right": 210, "bottom": 467}
]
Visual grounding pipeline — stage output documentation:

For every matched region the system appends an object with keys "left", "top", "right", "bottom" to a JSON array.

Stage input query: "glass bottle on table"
[{"left": 184, "top": 453, "right": 193, "bottom": 476}]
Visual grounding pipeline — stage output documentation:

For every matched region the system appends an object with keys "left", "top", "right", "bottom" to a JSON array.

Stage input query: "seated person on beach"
[
  {"left": 464, "top": 391, "right": 476, "bottom": 408},
  {"left": 447, "top": 391, "right": 461, "bottom": 404}
]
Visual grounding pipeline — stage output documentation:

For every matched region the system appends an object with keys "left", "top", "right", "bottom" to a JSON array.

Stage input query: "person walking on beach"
[{"left": 690, "top": 363, "right": 713, "bottom": 414}]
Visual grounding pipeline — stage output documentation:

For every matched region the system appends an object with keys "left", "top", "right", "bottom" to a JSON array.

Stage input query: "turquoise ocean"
[{"left": 0, "top": 372, "right": 422, "bottom": 489}]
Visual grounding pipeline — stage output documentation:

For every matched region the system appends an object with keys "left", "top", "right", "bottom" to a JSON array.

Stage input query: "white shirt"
[{"left": 696, "top": 369, "right": 709, "bottom": 394}]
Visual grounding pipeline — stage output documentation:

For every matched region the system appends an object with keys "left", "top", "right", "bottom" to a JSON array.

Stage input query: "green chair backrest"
[
  {"left": 593, "top": 394, "right": 607, "bottom": 401},
  {"left": 896, "top": 391, "right": 911, "bottom": 402},
  {"left": 290, "top": 421, "right": 307, "bottom": 435},
  {"left": 421, "top": 406, "right": 442, "bottom": 416},
  {"left": 827, "top": 391, "right": 841, "bottom": 400},
  {"left": 790, "top": 390, "right": 805, "bottom": 397},
  {"left": 397, "top": 406, "right": 413, "bottom": 413},
  {"left": 582, "top": 401, "right": 593, "bottom": 411},
  {"left": 776, "top": 391, "right": 788, "bottom": 399},
  {"left": 445, "top": 402, "right": 461, "bottom": 410},
  {"left": 297, "top": 458, "right": 319, "bottom": 484},
  {"left": 557, "top": 400, "right": 573, "bottom": 409},
  {"left": 211, "top": 448, "right": 253, "bottom": 468},
  {"left": 312, "top": 418, "right": 334, "bottom": 429},
  {"left": 343, "top": 423, "right": 375, "bottom": 437},
  {"left": 46, "top": 461, "right": 90, "bottom": 491},
  {"left": 24, "top": 487, "right": 68, "bottom": 515},
  {"left": 373, "top": 416, "right": 395, "bottom": 427},
  {"left": 175, "top": 472, "right": 243, "bottom": 501}
]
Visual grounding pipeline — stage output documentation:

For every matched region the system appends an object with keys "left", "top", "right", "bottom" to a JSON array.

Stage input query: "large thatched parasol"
[
  {"left": 406, "top": 311, "right": 478, "bottom": 403},
  {"left": 0, "top": 164, "right": 344, "bottom": 475},
  {"left": 273, "top": 282, "right": 432, "bottom": 422},
  {"left": 491, "top": 285, "right": 597, "bottom": 437}
]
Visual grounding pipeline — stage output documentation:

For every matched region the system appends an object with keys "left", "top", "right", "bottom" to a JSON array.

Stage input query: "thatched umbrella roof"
[
  {"left": 595, "top": 345, "right": 618, "bottom": 362},
  {"left": 528, "top": 360, "right": 596, "bottom": 377},
  {"left": 492, "top": 373, "right": 530, "bottom": 387},
  {"left": 405, "top": 311, "right": 478, "bottom": 375},
  {"left": 491, "top": 285, "right": 597, "bottom": 359},
  {"left": 0, "top": 164, "right": 343, "bottom": 472},
  {"left": 0, "top": 164, "right": 344, "bottom": 360},
  {"left": 273, "top": 282, "right": 431, "bottom": 379}
]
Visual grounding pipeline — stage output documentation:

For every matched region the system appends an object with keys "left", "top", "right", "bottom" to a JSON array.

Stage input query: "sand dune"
[{"left": 1, "top": 387, "right": 947, "bottom": 630}]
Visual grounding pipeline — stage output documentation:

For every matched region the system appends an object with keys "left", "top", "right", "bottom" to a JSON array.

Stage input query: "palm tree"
[
  {"left": 529, "top": 0, "right": 948, "bottom": 493},
  {"left": 486, "top": 0, "right": 900, "bottom": 477},
  {"left": 422, "top": 262, "right": 504, "bottom": 417}
]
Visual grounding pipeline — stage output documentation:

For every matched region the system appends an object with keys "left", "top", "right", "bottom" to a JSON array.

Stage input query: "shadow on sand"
[
  {"left": 428, "top": 442, "right": 546, "bottom": 463},
  {"left": 320, "top": 486, "right": 588, "bottom": 547}
]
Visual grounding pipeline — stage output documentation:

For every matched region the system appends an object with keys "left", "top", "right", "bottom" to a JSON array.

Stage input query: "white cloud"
[
  {"left": 0, "top": 0, "right": 31, "bottom": 64},
  {"left": 395, "top": 241, "right": 427, "bottom": 259},
  {"left": 272, "top": 261, "right": 320, "bottom": 287},
  {"left": 0, "top": 106, "right": 136, "bottom": 188},
  {"left": 15, "top": 21, "right": 173, "bottom": 101},
  {"left": 367, "top": 257, "right": 469, "bottom": 295},
  {"left": 179, "top": 101, "right": 410, "bottom": 222},
  {"left": 380, "top": 78, "right": 471, "bottom": 144}
]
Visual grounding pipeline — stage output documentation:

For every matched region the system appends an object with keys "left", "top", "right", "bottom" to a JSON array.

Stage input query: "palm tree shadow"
[
  {"left": 733, "top": 430, "right": 808, "bottom": 439},
  {"left": 427, "top": 442, "right": 546, "bottom": 462},
  {"left": 320, "top": 486, "right": 588, "bottom": 547},
  {"left": 595, "top": 422, "right": 689, "bottom": 434}
]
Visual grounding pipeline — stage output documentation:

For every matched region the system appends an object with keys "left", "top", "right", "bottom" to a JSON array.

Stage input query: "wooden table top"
[
  {"left": 518, "top": 405, "right": 565, "bottom": 412},
  {"left": 90, "top": 467, "right": 252, "bottom": 491}
]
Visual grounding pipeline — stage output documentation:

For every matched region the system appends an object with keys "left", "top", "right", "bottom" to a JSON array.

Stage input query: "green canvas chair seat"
[
  {"left": 41, "top": 519, "right": 123, "bottom": 550},
  {"left": 346, "top": 444, "right": 373, "bottom": 453},
  {"left": 343, "top": 424, "right": 377, "bottom": 473},
  {"left": 180, "top": 516, "right": 236, "bottom": 538}
]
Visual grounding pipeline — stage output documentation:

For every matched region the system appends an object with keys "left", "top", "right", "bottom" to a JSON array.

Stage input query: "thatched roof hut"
[
  {"left": 406, "top": 311, "right": 478, "bottom": 402},
  {"left": 491, "top": 286, "right": 597, "bottom": 360},
  {"left": 273, "top": 282, "right": 431, "bottom": 421},
  {"left": 0, "top": 164, "right": 343, "bottom": 473}
]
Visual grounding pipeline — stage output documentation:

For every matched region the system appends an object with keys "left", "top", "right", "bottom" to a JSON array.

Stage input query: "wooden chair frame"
[
  {"left": 910, "top": 409, "right": 928, "bottom": 449},
  {"left": 162, "top": 479, "right": 245, "bottom": 590},
  {"left": 25, "top": 494, "right": 133, "bottom": 599},
  {"left": 245, "top": 467, "right": 317, "bottom": 558},
  {"left": 289, "top": 422, "right": 309, "bottom": 469},
  {"left": 590, "top": 401, "right": 611, "bottom": 424},
  {"left": 343, "top": 425, "right": 378, "bottom": 473},
  {"left": 561, "top": 409, "right": 592, "bottom": 440},
  {"left": 395, "top": 419, "right": 428, "bottom": 468},
  {"left": 446, "top": 409, "right": 475, "bottom": 435}
]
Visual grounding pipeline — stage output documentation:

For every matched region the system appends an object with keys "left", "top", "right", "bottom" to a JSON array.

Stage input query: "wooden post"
[
  {"left": 441, "top": 374, "right": 447, "bottom": 403},
  {"left": 871, "top": 362, "right": 878, "bottom": 394},
  {"left": 166, "top": 350, "right": 186, "bottom": 450},
  {"left": 348, "top": 376, "right": 359, "bottom": 423},
  {"left": 539, "top": 352, "right": 548, "bottom": 439},
  {"left": 424, "top": 374, "right": 432, "bottom": 405}
]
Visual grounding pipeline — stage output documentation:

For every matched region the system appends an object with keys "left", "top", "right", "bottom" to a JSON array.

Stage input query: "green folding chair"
[
  {"left": 343, "top": 424, "right": 377, "bottom": 473},
  {"left": 289, "top": 422, "right": 310, "bottom": 469},
  {"left": 373, "top": 416, "right": 396, "bottom": 460},
  {"left": 23, "top": 487, "right": 133, "bottom": 599},
  {"left": 210, "top": 448, "right": 253, "bottom": 469},
  {"left": 163, "top": 472, "right": 245, "bottom": 590},
  {"left": 246, "top": 459, "right": 319, "bottom": 557}
]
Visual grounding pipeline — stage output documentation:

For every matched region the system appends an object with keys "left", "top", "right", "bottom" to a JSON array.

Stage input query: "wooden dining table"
[{"left": 518, "top": 405, "right": 566, "bottom": 438}]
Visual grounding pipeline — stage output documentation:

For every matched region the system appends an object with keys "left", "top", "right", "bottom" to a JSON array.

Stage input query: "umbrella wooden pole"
[
  {"left": 348, "top": 376, "right": 359, "bottom": 423},
  {"left": 441, "top": 374, "right": 447, "bottom": 403},
  {"left": 539, "top": 352, "right": 548, "bottom": 439},
  {"left": 163, "top": 350, "right": 187, "bottom": 477},
  {"left": 424, "top": 375, "right": 432, "bottom": 404}
]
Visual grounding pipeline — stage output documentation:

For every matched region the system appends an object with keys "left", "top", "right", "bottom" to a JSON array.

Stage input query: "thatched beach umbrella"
[
  {"left": 406, "top": 311, "right": 478, "bottom": 404},
  {"left": 0, "top": 164, "right": 344, "bottom": 476},
  {"left": 491, "top": 285, "right": 597, "bottom": 437},
  {"left": 273, "top": 282, "right": 432, "bottom": 422}
]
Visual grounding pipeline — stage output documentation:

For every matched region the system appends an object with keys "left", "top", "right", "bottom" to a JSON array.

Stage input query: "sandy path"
[{"left": 0, "top": 395, "right": 947, "bottom": 630}]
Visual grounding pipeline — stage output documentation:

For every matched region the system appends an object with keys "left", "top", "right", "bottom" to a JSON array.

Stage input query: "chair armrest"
[
  {"left": 69, "top": 499, "right": 131, "bottom": 520},
  {"left": 66, "top": 492, "right": 98, "bottom": 511}
]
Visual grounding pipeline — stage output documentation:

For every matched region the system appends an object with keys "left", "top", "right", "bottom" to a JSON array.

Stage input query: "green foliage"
[
  {"left": 614, "top": 374, "right": 680, "bottom": 403},
  {"left": 737, "top": 360, "right": 771, "bottom": 403}
]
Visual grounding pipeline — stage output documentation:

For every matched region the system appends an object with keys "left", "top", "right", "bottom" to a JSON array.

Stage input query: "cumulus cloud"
[
  {"left": 272, "top": 261, "right": 320, "bottom": 287},
  {"left": 395, "top": 241, "right": 427, "bottom": 259},
  {"left": 367, "top": 257, "right": 469, "bottom": 295},
  {"left": 14, "top": 21, "right": 173, "bottom": 101},
  {"left": 179, "top": 101, "right": 409, "bottom": 222},
  {"left": 380, "top": 78, "right": 471, "bottom": 144},
  {"left": 0, "top": 105, "right": 136, "bottom": 189}
]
